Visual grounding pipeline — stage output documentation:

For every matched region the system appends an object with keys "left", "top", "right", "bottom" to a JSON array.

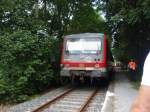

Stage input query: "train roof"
[{"left": 64, "top": 33, "right": 104, "bottom": 38}]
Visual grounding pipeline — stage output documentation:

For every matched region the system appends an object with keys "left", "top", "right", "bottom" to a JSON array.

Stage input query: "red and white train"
[{"left": 60, "top": 33, "right": 114, "bottom": 83}]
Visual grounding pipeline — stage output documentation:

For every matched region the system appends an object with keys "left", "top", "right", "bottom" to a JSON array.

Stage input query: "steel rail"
[
  {"left": 32, "top": 88, "right": 74, "bottom": 112},
  {"left": 78, "top": 88, "right": 99, "bottom": 112}
]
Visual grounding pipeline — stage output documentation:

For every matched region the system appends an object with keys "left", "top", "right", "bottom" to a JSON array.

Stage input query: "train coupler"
[
  {"left": 90, "top": 77, "right": 93, "bottom": 85},
  {"left": 79, "top": 75, "right": 84, "bottom": 83}
]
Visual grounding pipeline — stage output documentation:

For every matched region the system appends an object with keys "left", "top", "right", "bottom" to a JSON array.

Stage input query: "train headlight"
[
  {"left": 95, "top": 64, "right": 99, "bottom": 68},
  {"left": 79, "top": 64, "right": 84, "bottom": 67}
]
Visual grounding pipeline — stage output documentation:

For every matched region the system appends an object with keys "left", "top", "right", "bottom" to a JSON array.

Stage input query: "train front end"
[{"left": 60, "top": 33, "right": 107, "bottom": 82}]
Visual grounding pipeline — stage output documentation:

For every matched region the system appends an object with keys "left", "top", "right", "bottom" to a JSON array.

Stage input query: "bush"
[{"left": 0, "top": 30, "right": 57, "bottom": 103}]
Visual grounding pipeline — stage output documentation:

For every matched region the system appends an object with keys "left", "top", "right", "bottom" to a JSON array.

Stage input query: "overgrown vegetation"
[
  {"left": 1, "top": 0, "right": 149, "bottom": 103},
  {"left": 0, "top": 30, "right": 58, "bottom": 102},
  {"left": 0, "top": 0, "right": 107, "bottom": 103},
  {"left": 99, "top": 0, "right": 150, "bottom": 72}
]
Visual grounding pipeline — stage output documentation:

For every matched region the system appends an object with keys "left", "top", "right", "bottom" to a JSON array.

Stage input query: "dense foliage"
[
  {"left": 99, "top": 0, "right": 150, "bottom": 70},
  {"left": 0, "top": 30, "right": 59, "bottom": 102},
  {"left": 0, "top": 0, "right": 107, "bottom": 103},
  {"left": 2, "top": 0, "right": 149, "bottom": 103}
]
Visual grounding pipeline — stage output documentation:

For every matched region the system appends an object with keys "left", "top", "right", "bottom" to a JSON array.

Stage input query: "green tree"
[
  {"left": 0, "top": 0, "right": 108, "bottom": 103},
  {"left": 0, "top": 30, "right": 57, "bottom": 102},
  {"left": 100, "top": 0, "right": 150, "bottom": 70},
  {"left": 68, "top": 0, "right": 107, "bottom": 33}
]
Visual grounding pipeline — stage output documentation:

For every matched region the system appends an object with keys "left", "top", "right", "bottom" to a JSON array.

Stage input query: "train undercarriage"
[{"left": 60, "top": 69, "right": 109, "bottom": 85}]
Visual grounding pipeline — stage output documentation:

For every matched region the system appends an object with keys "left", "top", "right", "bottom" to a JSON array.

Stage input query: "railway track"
[{"left": 32, "top": 87, "right": 102, "bottom": 112}]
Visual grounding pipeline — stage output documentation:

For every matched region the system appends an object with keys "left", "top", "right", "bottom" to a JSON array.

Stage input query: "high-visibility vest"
[{"left": 128, "top": 61, "right": 136, "bottom": 70}]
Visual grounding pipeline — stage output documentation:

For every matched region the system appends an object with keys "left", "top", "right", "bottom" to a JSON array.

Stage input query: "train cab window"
[{"left": 65, "top": 38, "right": 101, "bottom": 55}]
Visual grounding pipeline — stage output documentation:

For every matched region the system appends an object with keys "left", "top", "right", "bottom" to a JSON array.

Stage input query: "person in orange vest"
[{"left": 128, "top": 59, "right": 137, "bottom": 81}]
